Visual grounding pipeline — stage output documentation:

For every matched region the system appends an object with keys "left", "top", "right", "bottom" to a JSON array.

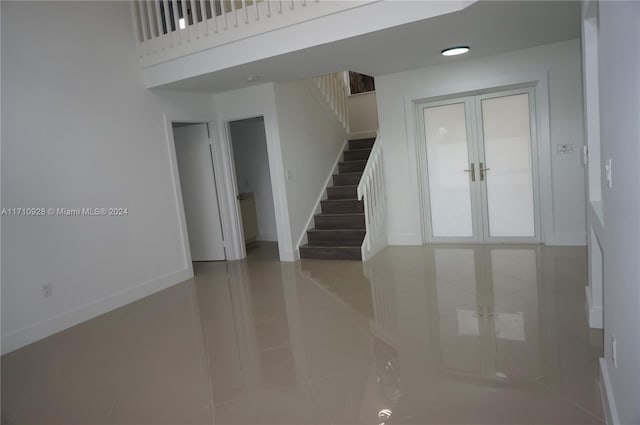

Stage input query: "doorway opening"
[
  {"left": 172, "top": 122, "right": 226, "bottom": 262},
  {"left": 228, "top": 116, "right": 279, "bottom": 259}
]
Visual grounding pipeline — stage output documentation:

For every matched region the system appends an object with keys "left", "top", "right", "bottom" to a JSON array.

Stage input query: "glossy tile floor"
[{"left": 2, "top": 243, "right": 604, "bottom": 424}]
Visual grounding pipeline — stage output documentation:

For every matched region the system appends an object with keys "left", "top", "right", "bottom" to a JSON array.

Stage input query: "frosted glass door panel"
[
  {"left": 481, "top": 94, "right": 535, "bottom": 238},
  {"left": 424, "top": 103, "right": 473, "bottom": 238}
]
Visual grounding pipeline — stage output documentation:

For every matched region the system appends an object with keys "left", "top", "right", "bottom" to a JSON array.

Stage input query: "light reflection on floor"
[{"left": 2, "top": 243, "right": 604, "bottom": 424}]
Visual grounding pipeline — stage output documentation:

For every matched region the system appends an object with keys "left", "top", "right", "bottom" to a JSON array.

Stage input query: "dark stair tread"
[
  {"left": 299, "top": 245, "right": 362, "bottom": 261},
  {"left": 307, "top": 228, "right": 366, "bottom": 232},
  {"left": 348, "top": 138, "right": 376, "bottom": 149},
  {"left": 313, "top": 213, "right": 365, "bottom": 230},
  {"left": 315, "top": 212, "right": 364, "bottom": 217},
  {"left": 307, "top": 228, "right": 365, "bottom": 247},
  {"left": 333, "top": 173, "right": 363, "bottom": 186},
  {"left": 343, "top": 148, "right": 372, "bottom": 162},
  {"left": 338, "top": 161, "right": 367, "bottom": 173},
  {"left": 327, "top": 185, "right": 359, "bottom": 199},
  {"left": 321, "top": 199, "right": 362, "bottom": 204}
]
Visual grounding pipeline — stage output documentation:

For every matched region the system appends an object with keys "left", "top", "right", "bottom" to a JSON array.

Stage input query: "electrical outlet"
[
  {"left": 612, "top": 334, "right": 618, "bottom": 368},
  {"left": 42, "top": 283, "right": 53, "bottom": 298}
]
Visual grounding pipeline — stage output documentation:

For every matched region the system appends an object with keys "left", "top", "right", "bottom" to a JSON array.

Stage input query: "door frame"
[
  {"left": 172, "top": 122, "right": 227, "bottom": 261},
  {"left": 164, "top": 115, "right": 221, "bottom": 272},
  {"left": 409, "top": 74, "right": 553, "bottom": 245}
]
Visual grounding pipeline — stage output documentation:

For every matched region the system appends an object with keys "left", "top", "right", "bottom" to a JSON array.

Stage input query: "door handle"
[
  {"left": 479, "top": 162, "right": 491, "bottom": 181},
  {"left": 464, "top": 163, "right": 476, "bottom": 182}
]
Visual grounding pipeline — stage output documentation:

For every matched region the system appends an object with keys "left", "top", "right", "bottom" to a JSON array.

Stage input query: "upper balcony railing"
[{"left": 130, "top": 0, "right": 371, "bottom": 67}]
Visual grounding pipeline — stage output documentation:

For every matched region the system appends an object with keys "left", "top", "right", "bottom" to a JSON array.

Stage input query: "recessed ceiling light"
[
  {"left": 441, "top": 46, "right": 470, "bottom": 57},
  {"left": 246, "top": 75, "right": 261, "bottom": 82}
]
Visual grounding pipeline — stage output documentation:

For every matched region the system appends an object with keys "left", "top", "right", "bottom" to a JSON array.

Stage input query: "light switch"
[
  {"left": 605, "top": 158, "right": 612, "bottom": 188},
  {"left": 557, "top": 143, "right": 574, "bottom": 155},
  {"left": 286, "top": 169, "right": 292, "bottom": 180}
]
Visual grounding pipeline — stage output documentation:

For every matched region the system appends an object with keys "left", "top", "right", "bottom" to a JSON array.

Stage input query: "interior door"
[
  {"left": 476, "top": 91, "right": 538, "bottom": 242},
  {"left": 422, "top": 98, "right": 482, "bottom": 242},
  {"left": 420, "top": 87, "right": 539, "bottom": 243},
  {"left": 174, "top": 123, "right": 226, "bottom": 261}
]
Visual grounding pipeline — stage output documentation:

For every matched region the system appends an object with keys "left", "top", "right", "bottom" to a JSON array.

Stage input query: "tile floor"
[{"left": 1, "top": 243, "right": 604, "bottom": 424}]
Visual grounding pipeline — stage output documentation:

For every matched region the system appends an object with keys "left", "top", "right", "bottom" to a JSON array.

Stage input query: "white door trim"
[
  {"left": 405, "top": 71, "right": 553, "bottom": 245},
  {"left": 163, "top": 115, "right": 214, "bottom": 273},
  {"left": 216, "top": 111, "right": 295, "bottom": 262}
]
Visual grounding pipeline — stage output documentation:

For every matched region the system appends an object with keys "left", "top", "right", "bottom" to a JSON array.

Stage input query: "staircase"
[{"left": 299, "top": 137, "right": 375, "bottom": 261}]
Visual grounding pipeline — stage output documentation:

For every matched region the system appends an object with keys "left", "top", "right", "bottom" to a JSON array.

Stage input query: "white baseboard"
[
  {"left": 585, "top": 287, "right": 604, "bottom": 329},
  {"left": 279, "top": 248, "right": 298, "bottom": 262},
  {"left": 548, "top": 231, "right": 587, "bottom": 246},
  {"left": 599, "top": 357, "right": 620, "bottom": 425},
  {"left": 388, "top": 233, "right": 422, "bottom": 245},
  {"left": 1, "top": 267, "right": 193, "bottom": 354}
]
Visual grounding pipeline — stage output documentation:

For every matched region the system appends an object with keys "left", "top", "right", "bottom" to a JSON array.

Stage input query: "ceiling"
[{"left": 158, "top": 1, "right": 580, "bottom": 93}]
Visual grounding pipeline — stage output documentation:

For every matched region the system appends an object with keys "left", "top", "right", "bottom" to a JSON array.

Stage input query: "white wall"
[
  {"left": 212, "top": 83, "right": 295, "bottom": 261},
  {"left": 230, "top": 118, "right": 278, "bottom": 241},
  {"left": 376, "top": 39, "right": 586, "bottom": 246},
  {"left": 1, "top": 1, "right": 216, "bottom": 353},
  {"left": 273, "top": 80, "right": 347, "bottom": 249},
  {"left": 347, "top": 92, "right": 379, "bottom": 137},
  {"left": 597, "top": 2, "right": 640, "bottom": 424}
]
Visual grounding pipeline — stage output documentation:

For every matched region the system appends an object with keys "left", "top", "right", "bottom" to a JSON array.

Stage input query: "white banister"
[
  {"left": 130, "top": 1, "right": 375, "bottom": 68},
  {"left": 357, "top": 134, "right": 387, "bottom": 261},
  {"left": 310, "top": 72, "right": 349, "bottom": 131}
]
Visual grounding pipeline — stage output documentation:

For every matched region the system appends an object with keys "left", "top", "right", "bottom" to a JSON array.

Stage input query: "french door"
[{"left": 420, "top": 87, "right": 540, "bottom": 243}]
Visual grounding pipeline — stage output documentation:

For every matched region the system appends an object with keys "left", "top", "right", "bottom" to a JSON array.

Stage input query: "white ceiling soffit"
[{"left": 157, "top": 0, "right": 580, "bottom": 93}]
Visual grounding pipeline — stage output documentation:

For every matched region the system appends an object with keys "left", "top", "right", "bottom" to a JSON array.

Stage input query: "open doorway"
[
  {"left": 172, "top": 122, "right": 226, "bottom": 262},
  {"left": 228, "top": 117, "right": 278, "bottom": 259}
]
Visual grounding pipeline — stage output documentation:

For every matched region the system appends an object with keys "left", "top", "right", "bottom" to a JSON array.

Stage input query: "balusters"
[
  {"left": 145, "top": 0, "right": 157, "bottom": 53},
  {"left": 133, "top": 0, "right": 337, "bottom": 61},
  {"left": 254, "top": 0, "right": 260, "bottom": 21},
  {"left": 138, "top": 1, "right": 152, "bottom": 54},
  {"left": 355, "top": 139, "right": 385, "bottom": 258},
  {"left": 154, "top": 0, "right": 166, "bottom": 49},
  {"left": 171, "top": 0, "right": 182, "bottom": 43},
  {"left": 200, "top": 0, "right": 209, "bottom": 36},
  {"left": 209, "top": 0, "right": 219, "bottom": 32},
  {"left": 222, "top": 0, "right": 229, "bottom": 29},
  {"left": 230, "top": 0, "right": 238, "bottom": 27},
  {"left": 180, "top": 0, "right": 191, "bottom": 41},
  {"left": 190, "top": 0, "right": 200, "bottom": 38}
]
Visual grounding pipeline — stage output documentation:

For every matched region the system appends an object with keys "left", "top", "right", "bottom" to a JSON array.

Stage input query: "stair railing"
[
  {"left": 311, "top": 72, "right": 349, "bottom": 131},
  {"left": 131, "top": 1, "right": 371, "bottom": 67},
  {"left": 357, "top": 134, "right": 386, "bottom": 260}
]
